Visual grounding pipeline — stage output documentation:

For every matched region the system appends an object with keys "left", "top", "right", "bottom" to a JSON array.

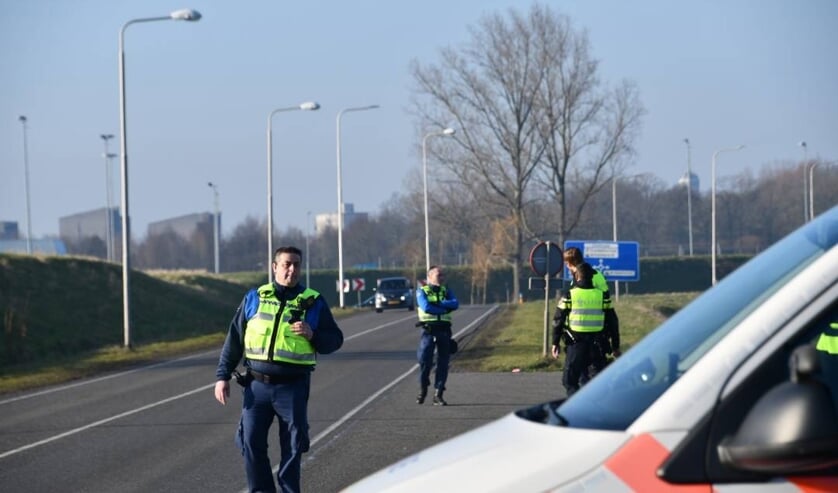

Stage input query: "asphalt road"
[{"left": 0, "top": 304, "right": 563, "bottom": 492}]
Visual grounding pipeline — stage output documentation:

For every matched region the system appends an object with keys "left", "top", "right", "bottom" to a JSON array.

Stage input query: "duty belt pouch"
[{"left": 233, "top": 369, "right": 253, "bottom": 387}]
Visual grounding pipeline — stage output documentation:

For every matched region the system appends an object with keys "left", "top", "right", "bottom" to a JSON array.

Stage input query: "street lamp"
[
  {"left": 18, "top": 116, "right": 32, "bottom": 254},
  {"left": 336, "top": 105, "right": 379, "bottom": 309},
  {"left": 422, "top": 127, "right": 455, "bottom": 272},
  {"left": 809, "top": 161, "right": 819, "bottom": 221},
  {"left": 101, "top": 134, "right": 115, "bottom": 262},
  {"left": 711, "top": 145, "right": 745, "bottom": 286},
  {"left": 266, "top": 101, "right": 320, "bottom": 281},
  {"left": 683, "top": 138, "right": 694, "bottom": 256},
  {"left": 208, "top": 182, "right": 220, "bottom": 274},
  {"left": 799, "top": 141, "right": 808, "bottom": 223},
  {"left": 118, "top": 8, "right": 201, "bottom": 348}
]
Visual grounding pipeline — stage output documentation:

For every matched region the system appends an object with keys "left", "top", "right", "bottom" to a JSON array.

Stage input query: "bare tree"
[
  {"left": 410, "top": 4, "right": 557, "bottom": 298},
  {"left": 531, "top": 5, "right": 644, "bottom": 245}
]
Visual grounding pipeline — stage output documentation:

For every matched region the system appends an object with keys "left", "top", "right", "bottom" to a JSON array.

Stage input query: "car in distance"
[
  {"left": 344, "top": 204, "right": 838, "bottom": 492},
  {"left": 374, "top": 277, "right": 414, "bottom": 313}
]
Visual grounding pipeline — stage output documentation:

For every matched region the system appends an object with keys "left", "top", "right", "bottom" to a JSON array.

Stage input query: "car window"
[
  {"left": 380, "top": 280, "right": 407, "bottom": 290},
  {"left": 552, "top": 205, "right": 838, "bottom": 431}
]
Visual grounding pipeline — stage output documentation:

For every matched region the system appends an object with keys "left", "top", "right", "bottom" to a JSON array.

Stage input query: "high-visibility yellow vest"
[
  {"left": 816, "top": 322, "right": 838, "bottom": 355},
  {"left": 418, "top": 285, "right": 453, "bottom": 324},
  {"left": 563, "top": 287, "right": 604, "bottom": 333},
  {"left": 244, "top": 283, "right": 319, "bottom": 366}
]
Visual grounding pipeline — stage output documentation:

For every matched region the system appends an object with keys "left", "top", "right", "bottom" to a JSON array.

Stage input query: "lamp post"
[
  {"left": 101, "top": 134, "right": 115, "bottom": 262},
  {"left": 336, "top": 105, "right": 379, "bottom": 309},
  {"left": 611, "top": 176, "right": 619, "bottom": 300},
  {"left": 207, "top": 182, "right": 220, "bottom": 273},
  {"left": 422, "top": 127, "right": 455, "bottom": 272},
  {"left": 105, "top": 153, "right": 118, "bottom": 259},
  {"left": 305, "top": 210, "right": 311, "bottom": 287},
  {"left": 266, "top": 101, "right": 320, "bottom": 281},
  {"left": 711, "top": 145, "right": 745, "bottom": 286},
  {"left": 809, "top": 161, "right": 819, "bottom": 221},
  {"left": 683, "top": 138, "right": 694, "bottom": 256},
  {"left": 799, "top": 141, "right": 808, "bottom": 223},
  {"left": 18, "top": 116, "right": 32, "bottom": 254},
  {"left": 118, "top": 8, "right": 201, "bottom": 348}
]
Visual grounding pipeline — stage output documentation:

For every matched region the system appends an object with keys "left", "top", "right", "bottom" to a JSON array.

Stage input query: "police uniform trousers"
[
  {"left": 237, "top": 374, "right": 310, "bottom": 493},
  {"left": 417, "top": 325, "right": 452, "bottom": 391},
  {"left": 562, "top": 332, "right": 601, "bottom": 396}
]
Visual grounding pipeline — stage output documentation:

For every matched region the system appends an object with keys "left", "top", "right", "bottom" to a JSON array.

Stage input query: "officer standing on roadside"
[
  {"left": 551, "top": 263, "right": 610, "bottom": 396},
  {"left": 416, "top": 265, "right": 459, "bottom": 406},
  {"left": 214, "top": 246, "right": 343, "bottom": 493},
  {"left": 563, "top": 247, "right": 620, "bottom": 379}
]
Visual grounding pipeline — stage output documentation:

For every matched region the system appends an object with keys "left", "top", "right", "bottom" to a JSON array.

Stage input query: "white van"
[{"left": 345, "top": 205, "right": 838, "bottom": 492}]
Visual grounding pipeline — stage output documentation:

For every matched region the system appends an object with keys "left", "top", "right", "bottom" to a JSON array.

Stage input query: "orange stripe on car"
[{"left": 604, "top": 434, "right": 709, "bottom": 492}]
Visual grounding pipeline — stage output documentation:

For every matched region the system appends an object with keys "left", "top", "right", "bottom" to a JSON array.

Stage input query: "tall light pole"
[
  {"left": 799, "top": 141, "right": 808, "bottom": 223},
  {"left": 611, "top": 176, "right": 619, "bottom": 300},
  {"left": 809, "top": 161, "right": 819, "bottom": 221},
  {"left": 336, "top": 105, "right": 379, "bottom": 309},
  {"left": 711, "top": 145, "right": 745, "bottom": 286},
  {"left": 683, "top": 138, "right": 694, "bottom": 256},
  {"left": 18, "top": 116, "right": 32, "bottom": 254},
  {"left": 119, "top": 8, "right": 201, "bottom": 348},
  {"left": 422, "top": 127, "right": 455, "bottom": 272},
  {"left": 207, "top": 182, "right": 220, "bottom": 274},
  {"left": 305, "top": 210, "right": 311, "bottom": 287},
  {"left": 105, "top": 153, "right": 118, "bottom": 259},
  {"left": 266, "top": 101, "right": 320, "bottom": 281},
  {"left": 101, "top": 134, "right": 115, "bottom": 262}
]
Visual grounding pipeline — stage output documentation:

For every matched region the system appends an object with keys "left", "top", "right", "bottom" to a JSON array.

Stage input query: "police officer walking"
[
  {"left": 214, "top": 246, "right": 343, "bottom": 493},
  {"left": 416, "top": 265, "right": 459, "bottom": 406},
  {"left": 551, "top": 263, "right": 612, "bottom": 396}
]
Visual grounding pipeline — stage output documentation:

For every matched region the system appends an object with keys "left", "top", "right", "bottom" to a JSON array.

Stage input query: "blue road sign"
[{"left": 563, "top": 240, "right": 640, "bottom": 282}]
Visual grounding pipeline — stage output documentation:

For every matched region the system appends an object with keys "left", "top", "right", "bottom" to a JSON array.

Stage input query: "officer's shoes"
[
  {"left": 416, "top": 387, "right": 428, "bottom": 404},
  {"left": 433, "top": 389, "right": 447, "bottom": 406}
]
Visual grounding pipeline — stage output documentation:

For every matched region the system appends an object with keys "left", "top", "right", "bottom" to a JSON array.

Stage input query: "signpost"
[
  {"left": 563, "top": 240, "right": 640, "bottom": 300},
  {"left": 336, "top": 277, "right": 367, "bottom": 307},
  {"left": 528, "top": 241, "right": 562, "bottom": 357}
]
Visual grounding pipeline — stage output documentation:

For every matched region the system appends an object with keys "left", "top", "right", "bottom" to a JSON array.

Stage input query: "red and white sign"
[{"left": 336, "top": 278, "right": 366, "bottom": 292}]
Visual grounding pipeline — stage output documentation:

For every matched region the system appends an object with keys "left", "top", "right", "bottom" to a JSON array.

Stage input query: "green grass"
[{"left": 453, "top": 292, "right": 700, "bottom": 373}]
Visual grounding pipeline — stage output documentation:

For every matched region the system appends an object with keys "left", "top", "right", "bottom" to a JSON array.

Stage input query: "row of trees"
[
  {"left": 63, "top": 3, "right": 836, "bottom": 281},
  {"left": 65, "top": 157, "right": 836, "bottom": 274}
]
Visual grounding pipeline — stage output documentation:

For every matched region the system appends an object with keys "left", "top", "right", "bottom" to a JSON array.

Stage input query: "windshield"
[
  {"left": 380, "top": 279, "right": 408, "bottom": 290},
  {"left": 551, "top": 205, "right": 838, "bottom": 431}
]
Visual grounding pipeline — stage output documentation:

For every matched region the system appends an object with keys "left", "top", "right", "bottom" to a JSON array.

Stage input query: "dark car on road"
[{"left": 374, "top": 277, "right": 414, "bottom": 313}]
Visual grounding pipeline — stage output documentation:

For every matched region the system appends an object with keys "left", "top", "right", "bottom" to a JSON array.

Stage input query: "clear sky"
[{"left": 2, "top": 0, "right": 836, "bottom": 240}]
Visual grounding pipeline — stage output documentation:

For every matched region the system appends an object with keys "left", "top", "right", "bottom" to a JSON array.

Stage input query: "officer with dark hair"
[
  {"left": 551, "top": 263, "right": 612, "bottom": 396},
  {"left": 563, "top": 247, "right": 620, "bottom": 380},
  {"left": 214, "top": 246, "right": 343, "bottom": 493}
]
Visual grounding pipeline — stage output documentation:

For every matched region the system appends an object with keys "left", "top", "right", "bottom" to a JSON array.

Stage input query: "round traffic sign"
[{"left": 529, "top": 241, "right": 562, "bottom": 277}]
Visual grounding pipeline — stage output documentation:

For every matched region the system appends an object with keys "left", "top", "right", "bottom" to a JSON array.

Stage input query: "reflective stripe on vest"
[
  {"left": 816, "top": 322, "right": 838, "bottom": 355},
  {"left": 568, "top": 287, "right": 604, "bottom": 333},
  {"left": 244, "top": 283, "right": 319, "bottom": 365},
  {"left": 418, "top": 285, "right": 452, "bottom": 323}
]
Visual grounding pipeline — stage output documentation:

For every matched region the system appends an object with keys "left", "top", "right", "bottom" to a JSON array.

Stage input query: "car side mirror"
[{"left": 718, "top": 345, "right": 838, "bottom": 473}]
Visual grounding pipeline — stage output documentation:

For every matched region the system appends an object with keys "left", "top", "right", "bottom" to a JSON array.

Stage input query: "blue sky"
[{"left": 2, "top": 0, "right": 836, "bottom": 239}]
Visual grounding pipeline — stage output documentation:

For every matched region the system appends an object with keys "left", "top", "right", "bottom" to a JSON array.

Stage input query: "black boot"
[
  {"left": 416, "top": 386, "right": 428, "bottom": 404},
  {"left": 433, "top": 389, "right": 447, "bottom": 406}
]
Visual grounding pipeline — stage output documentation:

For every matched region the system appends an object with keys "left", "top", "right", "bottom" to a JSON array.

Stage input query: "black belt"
[{"left": 249, "top": 369, "right": 306, "bottom": 384}]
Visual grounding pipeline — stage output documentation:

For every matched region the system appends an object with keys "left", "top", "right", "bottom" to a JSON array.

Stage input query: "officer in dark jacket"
[
  {"left": 215, "top": 246, "right": 343, "bottom": 493},
  {"left": 563, "top": 247, "right": 620, "bottom": 381},
  {"left": 551, "top": 263, "right": 613, "bottom": 396}
]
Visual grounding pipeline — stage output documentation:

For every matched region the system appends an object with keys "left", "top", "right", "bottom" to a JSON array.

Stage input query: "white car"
[{"left": 344, "top": 204, "right": 838, "bottom": 492}]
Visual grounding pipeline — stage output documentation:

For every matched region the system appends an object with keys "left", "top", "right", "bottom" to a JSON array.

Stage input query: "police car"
[{"left": 344, "top": 204, "right": 838, "bottom": 492}]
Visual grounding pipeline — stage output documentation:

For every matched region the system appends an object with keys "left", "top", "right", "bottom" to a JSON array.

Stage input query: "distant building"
[
  {"left": 148, "top": 212, "right": 217, "bottom": 240},
  {"left": 315, "top": 203, "right": 368, "bottom": 235},
  {"left": 59, "top": 207, "right": 121, "bottom": 244},
  {"left": 678, "top": 172, "right": 700, "bottom": 193},
  {"left": 0, "top": 221, "right": 19, "bottom": 240}
]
